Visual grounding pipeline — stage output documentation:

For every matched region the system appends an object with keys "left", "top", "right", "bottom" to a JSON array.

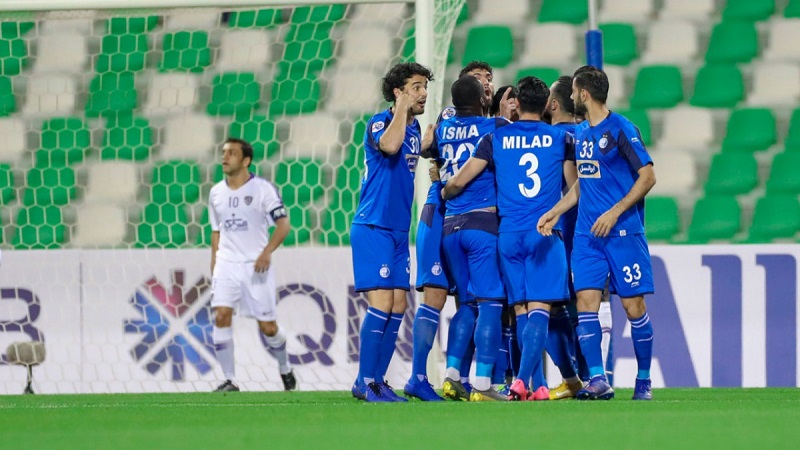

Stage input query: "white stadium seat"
[
  {"left": 324, "top": 68, "right": 383, "bottom": 115},
  {"left": 649, "top": 149, "right": 697, "bottom": 196},
  {"left": 657, "top": 106, "right": 715, "bottom": 153},
  {"left": 520, "top": 23, "right": 576, "bottom": 66},
  {"left": 163, "top": 11, "right": 220, "bottom": 31},
  {"left": 84, "top": 161, "right": 139, "bottom": 205},
  {"left": 764, "top": 19, "right": 800, "bottom": 62},
  {"left": 215, "top": 29, "right": 272, "bottom": 72},
  {"left": 350, "top": 3, "right": 407, "bottom": 27},
  {"left": 40, "top": 17, "right": 94, "bottom": 36},
  {"left": 603, "top": 65, "right": 626, "bottom": 106},
  {"left": 474, "top": 0, "right": 531, "bottom": 25},
  {"left": 160, "top": 114, "right": 216, "bottom": 160},
  {"left": 285, "top": 113, "right": 341, "bottom": 160},
  {"left": 642, "top": 20, "right": 698, "bottom": 64},
  {"left": 21, "top": 74, "right": 77, "bottom": 117},
  {"left": 748, "top": 63, "right": 800, "bottom": 107},
  {"left": 71, "top": 204, "right": 128, "bottom": 247},
  {"left": 599, "top": 0, "right": 655, "bottom": 24},
  {"left": 660, "top": 0, "right": 716, "bottom": 20},
  {"left": 339, "top": 26, "right": 394, "bottom": 68},
  {"left": 32, "top": 34, "right": 87, "bottom": 74},
  {"left": 0, "top": 118, "right": 27, "bottom": 164},
  {"left": 142, "top": 73, "right": 199, "bottom": 116}
]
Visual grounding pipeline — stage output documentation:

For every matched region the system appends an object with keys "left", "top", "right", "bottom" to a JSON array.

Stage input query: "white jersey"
[{"left": 209, "top": 175, "right": 285, "bottom": 263}]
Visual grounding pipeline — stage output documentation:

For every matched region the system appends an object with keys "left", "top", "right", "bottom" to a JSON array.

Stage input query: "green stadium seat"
[
  {"left": 101, "top": 115, "right": 153, "bottom": 161},
  {"left": 290, "top": 5, "right": 346, "bottom": 24},
  {"left": 13, "top": 205, "right": 66, "bottom": 249},
  {"left": 0, "top": 37, "right": 28, "bottom": 76},
  {"left": 23, "top": 166, "right": 76, "bottom": 207},
  {"left": 1, "top": 22, "right": 34, "bottom": 39},
  {"left": 160, "top": 31, "right": 211, "bottom": 73},
  {"left": 107, "top": 16, "right": 159, "bottom": 34},
  {"left": 645, "top": 196, "right": 680, "bottom": 241},
  {"left": 228, "top": 9, "right": 283, "bottom": 28},
  {"left": 687, "top": 196, "right": 741, "bottom": 243},
  {"left": 787, "top": 0, "right": 800, "bottom": 17},
  {"left": 96, "top": 33, "right": 148, "bottom": 73},
  {"left": 706, "top": 21, "right": 759, "bottom": 64},
  {"left": 721, "top": 108, "right": 777, "bottom": 152},
  {"left": 630, "top": 65, "right": 683, "bottom": 109},
  {"left": 767, "top": 152, "right": 800, "bottom": 194},
  {"left": 228, "top": 115, "right": 280, "bottom": 162},
  {"left": 515, "top": 67, "right": 560, "bottom": 86},
  {"left": 36, "top": 118, "right": 90, "bottom": 167},
  {"left": 150, "top": 160, "right": 201, "bottom": 205},
  {"left": 282, "top": 23, "right": 334, "bottom": 75},
  {"left": 0, "top": 75, "right": 15, "bottom": 116},
  {"left": 616, "top": 109, "right": 652, "bottom": 146},
  {"left": 538, "top": 0, "right": 587, "bottom": 24},
  {"left": 785, "top": 108, "right": 800, "bottom": 151},
  {"left": 462, "top": 26, "right": 514, "bottom": 68},
  {"left": 723, "top": 0, "right": 775, "bottom": 21},
  {"left": 690, "top": 64, "right": 744, "bottom": 108},
  {"left": 747, "top": 194, "right": 800, "bottom": 242},
  {"left": 85, "top": 72, "right": 138, "bottom": 118},
  {"left": 273, "top": 158, "right": 325, "bottom": 205},
  {"left": 704, "top": 152, "right": 759, "bottom": 195},
  {"left": 0, "top": 163, "right": 14, "bottom": 205},
  {"left": 207, "top": 72, "right": 261, "bottom": 117},
  {"left": 269, "top": 75, "right": 321, "bottom": 116},
  {"left": 599, "top": 23, "right": 638, "bottom": 66},
  {"left": 136, "top": 202, "right": 188, "bottom": 248},
  {"left": 457, "top": 3, "right": 470, "bottom": 24}
]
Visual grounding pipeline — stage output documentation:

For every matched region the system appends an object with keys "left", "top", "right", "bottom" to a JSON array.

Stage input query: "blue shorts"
[
  {"left": 442, "top": 211, "right": 505, "bottom": 302},
  {"left": 571, "top": 233, "right": 654, "bottom": 298},
  {"left": 498, "top": 230, "right": 569, "bottom": 305},
  {"left": 351, "top": 223, "right": 410, "bottom": 292},
  {"left": 415, "top": 203, "right": 454, "bottom": 292}
]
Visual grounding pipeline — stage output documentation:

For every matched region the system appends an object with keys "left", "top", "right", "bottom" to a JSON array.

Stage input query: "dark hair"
[
  {"left": 516, "top": 76, "right": 550, "bottom": 115},
  {"left": 490, "top": 84, "right": 518, "bottom": 116},
  {"left": 573, "top": 68, "right": 609, "bottom": 104},
  {"left": 224, "top": 137, "right": 254, "bottom": 167},
  {"left": 451, "top": 75, "right": 484, "bottom": 110},
  {"left": 573, "top": 65, "right": 600, "bottom": 77},
  {"left": 552, "top": 76, "right": 575, "bottom": 115},
  {"left": 381, "top": 62, "right": 434, "bottom": 103},
  {"left": 459, "top": 60, "right": 493, "bottom": 78}
]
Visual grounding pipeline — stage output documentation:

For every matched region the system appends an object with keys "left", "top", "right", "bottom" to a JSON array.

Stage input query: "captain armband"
[{"left": 270, "top": 206, "right": 288, "bottom": 221}]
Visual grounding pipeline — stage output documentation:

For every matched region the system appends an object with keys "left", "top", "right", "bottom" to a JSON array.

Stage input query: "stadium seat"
[
  {"left": 281, "top": 23, "right": 335, "bottom": 75},
  {"left": 350, "top": 3, "right": 407, "bottom": 27},
  {"left": 32, "top": 34, "right": 87, "bottom": 74},
  {"left": 206, "top": 72, "right": 261, "bottom": 117},
  {"left": 686, "top": 196, "right": 741, "bottom": 243},
  {"left": 0, "top": 163, "right": 15, "bottom": 205},
  {"left": 764, "top": 19, "right": 800, "bottom": 61},
  {"left": 23, "top": 166, "right": 76, "bottom": 207},
  {"left": 630, "top": 65, "right": 683, "bottom": 109},
  {"left": 515, "top": 67, "right": 560, "bottom": 87},
  {"left": 106, "top": 16, "right": 159, "bottom": 34},
  {"left": 160, "top": 114, "right": 215, "bottom": 159},
  {"left": 227, "top": 115, "right": 280, "bottom": 162},
  {"left": 215, "top": 30, "right": 272, "bottom": 72},
  {"left": 722, "top": 0, "right": 775, "bottom": 21},
  {"left": 101, "top": 115, "right": 153, "bottom": 161},
  {"left": 599, "top": 0, "right": 655, "bottom": 23},
  {"left": 787, "top": 0, "right": 800, "bottom": 18},
  {"left": 96, "top": 33, "right": 149, "bottom": 73},
  {"left": 474, "top": 0, "right": 531, "bottom": 25},
  {"left": 285, "top": 113, "right": 341, "bottom": 159},
  {"left": 71, "top": 204, "right": 127, "bottom": 247},
  {"left": 747, "top": 194, "right": 800, "bottom": 242},
  {"left": 538, "top": 0, "right": 588, "bottom": 24},
  {"left": 340, "top": 26, "right": 393, "bottom": 68},
  {"left": 283, "top": 205, "right": 312, "bottom": 246},
  {"left": 786, "top": 108, "right": 800, "bottom": 151},
  {"left": 747, "top": 63, "right": 800, "bottom": 106},
  {"left": 642, "top": 20, "right": 698, "bottom": 64},
  {"left": 1, "top": 21, "right": 34, "bottom": 39},
  {"left": 36, "top": 117, "right": 90, "bottom": 167},
  {"left": 616, "top": 108, "right": 652, "bottom": 146},
  {"left": 269, "top": 74, "right": 321, "bottom": 116},
  {"left": 520, "top": 24, "right": 577, "bottom": 67},
  {"left": 599, "top": 23, "right": 638, "bottom": 66},
  {"left": 84, "top": 161, "right": 139, "bottom": 205},
  {"left": 721, "top": 108, "right": 777, "bottom": 152},
  {"left": 150, "top": 160, "right": 201, "bottom": 205},
  {"left": 645, "top": 196, "right": 680, "bottom": 241},
  {"left": 136, "top": 202, "right": 188, "bottom": 248},
  {"left": 290, "top": 5, "right": 347, "bottom": 24},
  {"left": 160, "top": 31, "right": 212, "bottom": 73},
  {"left": 325, "top": 68, "right": 383, "bottom": 115},
  {"left": 649, "top": 150, "right": 696, "bottom": 195},
  {"left": 273, "top": 158, "right": 325, "bottom": 205},
  {"left": 142, "top": 73, "right": 199, "bottom": 116},
  {"left": 603, "top": 65, "right": 627, "bottom": 106},
  {"left": 85, "top": 71, "right": 138, "bottom": 118},
  {"left": 21, "top": 75, "right": 77, "bottom": 117},
  {"left": 766, "top": 152, "right": 800, "bottom": 194},
  {"left": 657, "top": 106, "right": 714, "bottom": 152},
  {"left": 13, "top": 205, "right": 66, "bottom": 249},
  {"left": 0, "top": 36, "right": 28, "bottom": 75},
  {"left": 0, "top": 118, "right": 26, "bottom": 163},
  {"left": 228, "top": 9, "right": 283, "bottom": 28},
  {"left": 705, "top": 21, "right": 759, "bottom": 64},
  {"left": 704, "top": 152, "right": 759, "bottom": 195},
  {"left": 462, "top": 26, "right": 514, "bottom": 68},
  {"left": 163, "top": 11, "right": 219, "bottom": 31},
  {"left": 0, "top": 76, "right": 15, "bottom": 117},
  {"left": 661, "top": 0, "right": 716, "bottom": 20},
  {"left": 690, "top": 64, "right": 744, "bottom": 108},
  {"left": 40, "top": 18, "right": 93, "bottom": 36}
]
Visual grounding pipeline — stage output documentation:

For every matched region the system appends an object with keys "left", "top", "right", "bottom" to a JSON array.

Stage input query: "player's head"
[
  {"left": 516, "top": 76, "right": 550, "bottom": 117},
  {"left": 544, "top": 76, "right": 575, "bottom": 124},
  {"left": 572, "top": 67, "right": 609, "bottom": 115},
  {"left": 382, "top": 62, "right": 434, "bottom": 116},
  {"left": 490, "top": 84, "right": 519, "bottom": 121},
  {"left": 460, "top": 60, "right": 494, "bottom": 104},
  {"left": 451, "top": 75, "right": 485, "bottom": 115},
  {"left": 221, "top": 137, "right": 254, "bottom": 174}
]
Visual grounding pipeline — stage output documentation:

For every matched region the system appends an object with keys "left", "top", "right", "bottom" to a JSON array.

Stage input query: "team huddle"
[{"left": 350, "top": 61, "right": 657, "bottom": 402}]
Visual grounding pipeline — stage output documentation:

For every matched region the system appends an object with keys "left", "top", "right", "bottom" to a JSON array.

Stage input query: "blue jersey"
[
  {"left": 574, "top": 112, "right": 652, "bottom": 237},
  {"left": 422, "top": 106, "right": 457, "bottom": 207},
  {"left": 553, "top": 122, "right": 578, "bottom": 232},
  {"left": 475, "top": 120, "right": 573, "bottom": 233},
  {"left": 353, "top": 108, "right": 422, "bottom": 231},
  {"left": 433, "top": 115, "right": 508, "bottom": 216}
]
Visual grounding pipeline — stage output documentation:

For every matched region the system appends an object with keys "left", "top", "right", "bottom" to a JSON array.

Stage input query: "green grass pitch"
[{"left": 1, "top": 389, "right": 799, "bottom": 450}]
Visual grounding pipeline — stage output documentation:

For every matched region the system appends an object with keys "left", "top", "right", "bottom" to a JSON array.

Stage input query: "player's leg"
[
  {"left": 257, "top": 320, "right": 296, "bottom": 391},
  {"left": 441, "top": 228, "right": 474, "bottom": 400},
  {"left": 210, "top": 259, "right": 241, "bottom": 392},
  {"left": 547, "top": 304, "right": 583, "bottom": 399}
]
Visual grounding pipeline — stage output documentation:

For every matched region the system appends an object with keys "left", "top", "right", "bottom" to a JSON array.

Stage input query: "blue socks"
[
  {"left": 492, "top": 330, "right": 510, "bottom": 385},
  {"left": 410, "top": 304, "right": 440, "bottom": 381},
  {"left": 474, "top": 301, "right": 503, "bottom": 389},
  {"left": 445, "top": 304, "right": 477, "bottom": 373},
  {"left": 375, "top": 312, "right": 403, "bottom": 384},
  {"left": 576, "top": 311, "right": 605, "bottom": 379},
  {"left": 517, "top": 309, "right": 550, "bottom": 389},
  {"left": 547, "top": 307, "right": 578, "bottom": 379},
  {"left": 358, "top": 307, "right": 388, "bottom": 385},
  {"left": 460, "top": 339, "right": 475, "bottom": 380},
  {"left": 630, "top": 312, "right": 654, "bottom": 380}
]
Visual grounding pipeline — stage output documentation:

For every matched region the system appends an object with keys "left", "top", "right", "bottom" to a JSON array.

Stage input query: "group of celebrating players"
[{"left": 350, "top": 60, "right": 657, "bottom": 402}]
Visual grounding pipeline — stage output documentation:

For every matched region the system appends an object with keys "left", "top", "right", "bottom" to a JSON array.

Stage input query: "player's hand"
[
  {"left": 429, "top": 165, "right": 440, "bottom": 182},
  {"left": 537, "top": 210, "right": 561, "bottom": 236},
  {"left": 498, "top": 87, "right": 516, "bottom": 120},
  {"left": 591, "top": 210, "right": 620, "bottom": 238},
  {"left": 254, "top": 250, "right": 272, "bottom": 273},
  {"left": 395, "top": 89, "right": 415, "bottom": 113},
  {"left": 421, "top": 124, "right": 434, "bottom": 151}
]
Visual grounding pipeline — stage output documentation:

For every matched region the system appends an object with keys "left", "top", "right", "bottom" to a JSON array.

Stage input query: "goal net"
[{"left": 0, "top": 0, "right": 465, "bottom": 394}]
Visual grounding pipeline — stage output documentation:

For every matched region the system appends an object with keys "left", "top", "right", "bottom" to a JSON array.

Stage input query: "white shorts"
[{"left": 211, "top": 259, "right": 277, "bottom": 322}]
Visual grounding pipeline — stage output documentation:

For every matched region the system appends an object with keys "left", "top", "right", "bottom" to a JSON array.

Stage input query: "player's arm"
[
  {"left": 208, "top": 195, "right": 220, "bottom": 274},
  {"left": 420, "top": 124, "right": 435, "bottom": 158},
  {"left": 255, "top": 205, "right": 290, "bottom": 273},
  {"left": 538, "top": 180, "right": 580, "bottom": 236},
  {"left": 379, "top": 91, "right": 414, "bottom": 155},
  {"left": 497, "top": 87, "right": 516, "bottom": 121},
  {"left": 210, "top": 231, "right": 220, "bottom": 275}
]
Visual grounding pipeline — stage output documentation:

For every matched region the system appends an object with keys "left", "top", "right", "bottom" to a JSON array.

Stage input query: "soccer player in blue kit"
[
  {"left": 350, "top": 62, "right": 433, "bottom": 402},
  {"left": 444, "top": 76, "right": 573, "bottom": 401},
  {"left": 538, "top": 67, "right": 656, "bottom": 401}
]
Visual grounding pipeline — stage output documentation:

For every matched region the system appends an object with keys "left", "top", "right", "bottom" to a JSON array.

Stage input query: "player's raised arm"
[{"left": 380, "top": 80, "right": 428, "bottom": 155}]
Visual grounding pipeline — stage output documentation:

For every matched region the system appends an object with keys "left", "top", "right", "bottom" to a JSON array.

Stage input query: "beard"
[{"left": 542, "top": 109, "right": 553, "bottom": 124}]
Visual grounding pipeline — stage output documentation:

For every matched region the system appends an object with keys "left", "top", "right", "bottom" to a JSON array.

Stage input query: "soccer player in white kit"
[{"left": 209, "top": 138, "right": 297, "bottom": 392}]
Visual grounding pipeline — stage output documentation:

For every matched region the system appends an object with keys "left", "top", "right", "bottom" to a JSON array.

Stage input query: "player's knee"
[
  {"left": 576, "top": 290, "right": 602, "bottom": 312},
  {"left": 392, "top": 293, "right": 408, "bottom": 313},
  {"left": 622, "top": 296, "right": 647, "bottom": 319},
  {"left": 423, "top": 287, "right": 447, "bottom": 310},
  {"left": 214, "top": 307, "right": 233, "bottom": 327}
]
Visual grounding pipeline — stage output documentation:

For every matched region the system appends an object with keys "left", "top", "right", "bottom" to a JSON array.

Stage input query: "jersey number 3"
[{"left": 518, "top": 153, "right": 541, "bottom": 198}]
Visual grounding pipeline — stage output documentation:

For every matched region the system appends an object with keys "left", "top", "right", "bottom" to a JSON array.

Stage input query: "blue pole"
[{"left": 586, "top": 0, "right": 603, "bottom": 69}]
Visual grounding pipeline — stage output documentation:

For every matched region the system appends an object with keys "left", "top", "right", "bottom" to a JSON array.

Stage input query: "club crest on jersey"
[
  {"left": 431, "top": 263, "right": 442, "bottom": 276},
  {"left": 372, "top": 121, "right": 385, "bottom": 133},
  {"left": 577, "top": 160, "right": 601, "bottom": 178},
  {"left": 244, "top": 196, "right": 253, "bottom": 205},
  {"left": 379, "top": 265, "right": 391, "bottom": 279},
  {"left": 440, "top": 106, "right": 456, "bottom": 120},
  {"left": 599, "top": 137, "right": 608, "bottom": 149}
]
